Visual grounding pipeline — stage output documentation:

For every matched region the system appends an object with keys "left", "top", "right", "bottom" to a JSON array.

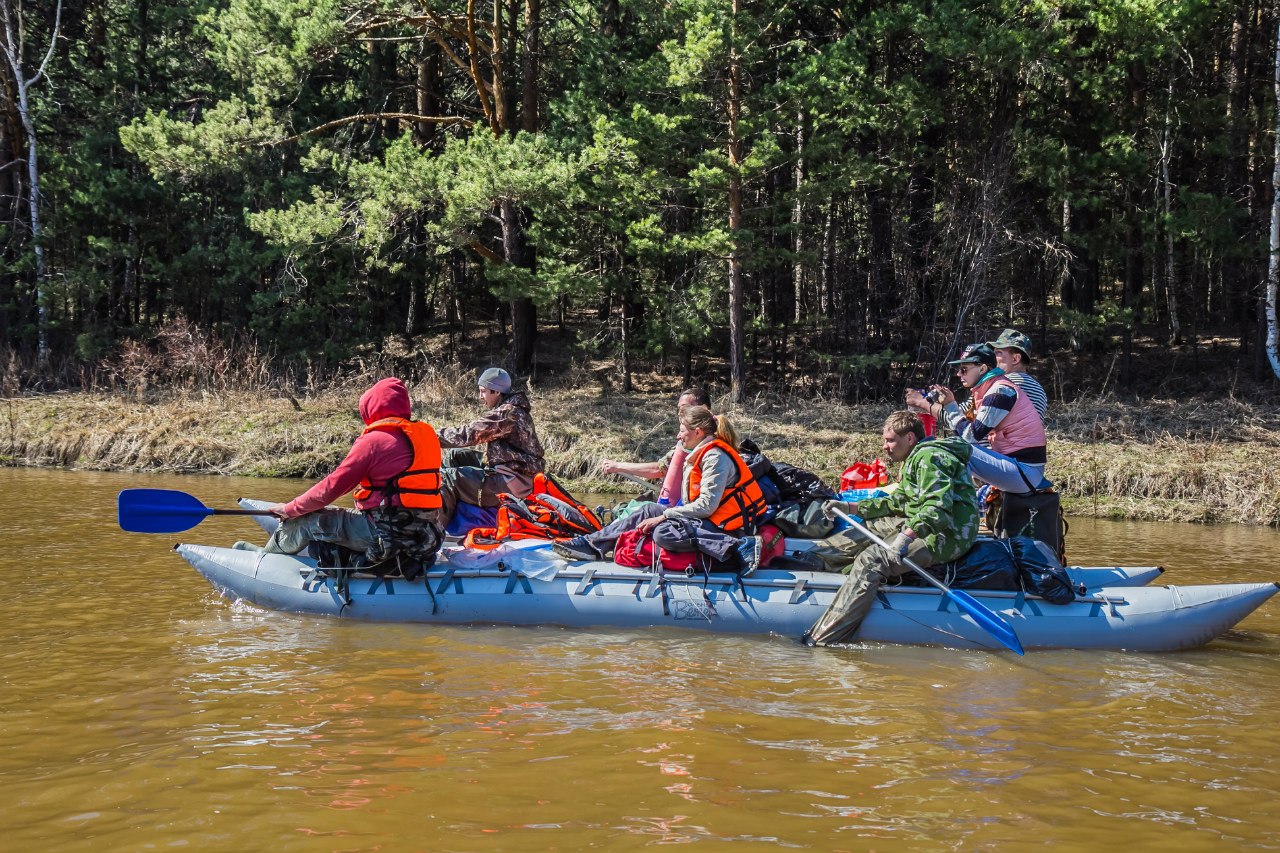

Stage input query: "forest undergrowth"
[{"left": 6, "top": 353, "right": 1279, "bottom": 527}]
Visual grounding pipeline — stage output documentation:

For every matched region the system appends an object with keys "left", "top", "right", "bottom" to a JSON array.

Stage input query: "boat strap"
[
  {"left": 1092, "top": 591, "right": 1121, "bottom": 617},
  {"left": 434, "top": 567, "right": 459, "bottom": 595},
  {"left": 694, "top": 565, "right": 717, "bottom": 615},
  {"left": 422, "top": 557, "right": 438, "bottom": 614},
  {"left": 330, "top": 569, "right": 353, "bottom": 610},
  {"left": 301, "top": 565, "right": 354, "bottom": 609},
  {"left": 1012, "top": 589, "right": 1043, "bottom": 616}
]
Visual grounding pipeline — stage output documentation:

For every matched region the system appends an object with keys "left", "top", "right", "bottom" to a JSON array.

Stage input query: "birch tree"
[
  {"left": 1268, "top": 3, "right": 1280, "bottom": 380},
  {"left": 0, "top": 0, "right": 61, "bottom": 365}
]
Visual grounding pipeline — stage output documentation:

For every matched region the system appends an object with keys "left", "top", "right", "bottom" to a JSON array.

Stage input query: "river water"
[{"left": 3, "top": 467, "right": 1279, "bottom": 852}]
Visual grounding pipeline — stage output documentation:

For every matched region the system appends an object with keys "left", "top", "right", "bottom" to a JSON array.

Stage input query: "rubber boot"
[{"left": 804, "top": 567, "right": 888, "bottom": 646}]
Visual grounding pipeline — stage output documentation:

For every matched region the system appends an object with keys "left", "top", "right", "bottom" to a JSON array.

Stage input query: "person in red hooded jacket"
[{"left": 243, "top": 377, "right": 444, "bottom": 568}]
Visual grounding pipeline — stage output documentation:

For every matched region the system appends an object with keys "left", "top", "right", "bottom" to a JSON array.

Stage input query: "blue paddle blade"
[
  {"left": 948, "top": 589, "right": 1026, "bottom": 655},
  {"left": 118, "top": 488, "right": 214, "bottom": 534}
]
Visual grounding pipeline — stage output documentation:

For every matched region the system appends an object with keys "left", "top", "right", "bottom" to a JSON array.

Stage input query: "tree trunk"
[
  {"left": 726, "top": 0, "right": 746, "bottom": 405},
  {"left": 620, "top": 291, "right": 633, "bottom": 393},
  {"left": 415, "top": 47, "right": 441, "bottom": 146},
  {"left": 2, "top": 0, "right": 61, "bottom": 366},
  {"left": 1267, "top": 6, "right": 1280, "bottom": 379},
  {"left": 1161, "top": 76, "right": 1182, "bottom": 344},
  {"left": 521, "top": 0, "right": 540, "bottom": 133},
  {"left": 500, "top": 198, "right": 537, "bottom": 373},
  {"left": 792, "top": 111, "right": 804, "bottom": 323}
]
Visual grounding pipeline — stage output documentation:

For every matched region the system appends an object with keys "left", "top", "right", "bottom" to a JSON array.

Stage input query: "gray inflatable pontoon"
[{"left": 176, "top": 536, "right": 1275, "bottom": 652}]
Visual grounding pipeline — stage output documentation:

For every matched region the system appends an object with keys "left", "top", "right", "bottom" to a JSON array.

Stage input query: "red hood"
[{"left": 359, "top": 378, "right": 411, "bottom": 424}]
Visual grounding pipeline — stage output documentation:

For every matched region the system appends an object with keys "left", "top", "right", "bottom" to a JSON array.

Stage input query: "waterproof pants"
[
  {"left": 804, "top": 516, "right": 937, "bottom": 646},
  {"left": 966, "top": 445, "right": 1048, "bottom": 496},
  {"left": 583, "top": 502, "right": 740, "bottom": 562},
  {"left": 264, "top": 507, "right": 381, "bottom": 555}
]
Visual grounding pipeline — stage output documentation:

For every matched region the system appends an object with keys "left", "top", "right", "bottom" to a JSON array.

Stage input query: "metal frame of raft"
[{"left": 175, "top": 542, "right": 1277, "bottom": 652}]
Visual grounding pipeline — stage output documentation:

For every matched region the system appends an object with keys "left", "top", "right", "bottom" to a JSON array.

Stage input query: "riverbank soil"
[{"left": 5, "top": 371, "right": 1279, "bottom": 526}]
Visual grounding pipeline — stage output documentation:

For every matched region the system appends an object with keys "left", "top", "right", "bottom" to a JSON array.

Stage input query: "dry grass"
[{"left": 4, "top": 375, "right": 1279, "bottom": 527}]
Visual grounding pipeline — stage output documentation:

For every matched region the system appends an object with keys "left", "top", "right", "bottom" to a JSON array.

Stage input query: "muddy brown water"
[{"left": 2, "top": 467, "right": 1279, "bottom": 851}]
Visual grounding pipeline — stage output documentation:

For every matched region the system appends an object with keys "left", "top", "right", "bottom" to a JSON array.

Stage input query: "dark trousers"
[
  {"left": 583, "top": 502, "right": 740, "bottom": 562},
  {"left": 439, "top": 448, "right": 521, "bottom": 528}
]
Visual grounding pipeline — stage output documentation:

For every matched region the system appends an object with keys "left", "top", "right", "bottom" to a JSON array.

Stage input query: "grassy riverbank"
[{"left": 4, "top": 374, "right": 1279, "bottom": 526}]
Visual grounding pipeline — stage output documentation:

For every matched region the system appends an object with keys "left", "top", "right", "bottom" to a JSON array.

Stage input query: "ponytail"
[
  {"left": 713, "top": 414, "right": 740, "bottom": 450},
  {"left": 682, "top": 406, "right": 742, "bottom": 450}
]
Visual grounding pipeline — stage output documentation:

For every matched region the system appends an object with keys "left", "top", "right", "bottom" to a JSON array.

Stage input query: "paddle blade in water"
[
  {"left": 948, "top": 589, "right": 1026, "bottom": 655},
  {"left": 117, "top": 488, "right": 214, "bottom": 534}
]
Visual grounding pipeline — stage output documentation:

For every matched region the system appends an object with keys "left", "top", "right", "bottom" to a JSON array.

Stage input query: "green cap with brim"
[{"left": 989, "top": 328, "right": 1032, "bottom": 358}]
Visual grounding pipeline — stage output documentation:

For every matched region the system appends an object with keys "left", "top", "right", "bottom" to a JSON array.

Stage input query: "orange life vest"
[
  {"left": 463, "top": 473, "right": 602, "bottom": 550},
  {"left": 352, "top": 417, "right": 443, "bottom": 510},
  {"left": 685, "top": 439, "right": 767, "bottom": 533}
]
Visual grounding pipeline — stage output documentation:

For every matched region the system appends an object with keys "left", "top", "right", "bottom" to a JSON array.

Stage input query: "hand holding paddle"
[
  {"left": 118, "top": 488, "right": 281, "bottom": 534},
  {"left": 830, "top": 507, "right": 1025, "bottom": 655}
]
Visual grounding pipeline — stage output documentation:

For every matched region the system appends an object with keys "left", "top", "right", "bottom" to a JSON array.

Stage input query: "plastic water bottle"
[{"left": 657, "top": 496, "right": 671, "bottom": 508}]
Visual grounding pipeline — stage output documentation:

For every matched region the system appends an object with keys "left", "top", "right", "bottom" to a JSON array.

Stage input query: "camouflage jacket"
[
  {"left": 437, "top": 391, "right": 546, "bottom": 478},
  {"left": 856, "top": 437, "right": 979, "bottom": 562}
]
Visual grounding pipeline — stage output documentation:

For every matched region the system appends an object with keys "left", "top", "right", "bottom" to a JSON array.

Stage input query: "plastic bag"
[
  {"left": 770, "top": 500, "right": 835, "bottom": 539},
  {"left": 1010, "top": 536, "right": 1078, "bottom": 604},
  {"left": 840, "top": 460, "right": 888, "bottom": 491},
  {"left": 901, "top": 539, "right": 1021, "bottom": 591}
]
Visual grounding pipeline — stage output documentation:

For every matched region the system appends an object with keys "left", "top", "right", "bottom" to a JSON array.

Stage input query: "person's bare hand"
[{"left": 637, "top": 515, "right": 664, "bottom": 534}]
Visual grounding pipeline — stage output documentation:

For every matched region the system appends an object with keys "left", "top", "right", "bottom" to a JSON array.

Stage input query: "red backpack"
[
  {"left": 613, "top": 529, "right": 699, "bottom": 573},
  {"left": 757, "top": 523, "right": 786, "bottom": 568},
  {"left": 614, "top": 525, "right": 787, "bottom": 573}
]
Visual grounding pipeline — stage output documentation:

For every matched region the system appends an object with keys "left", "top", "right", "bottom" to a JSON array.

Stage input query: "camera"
[{"left": 915, "top": 387, "right": 941, "bottom": 404}]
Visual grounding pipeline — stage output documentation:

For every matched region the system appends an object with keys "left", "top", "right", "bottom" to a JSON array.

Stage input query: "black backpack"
[{"left": 770, "top": 462, "right": 836, "bottom": 503}]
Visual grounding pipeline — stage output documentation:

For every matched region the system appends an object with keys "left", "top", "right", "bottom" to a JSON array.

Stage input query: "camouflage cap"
[{"left": 989, "top": 328, "right": 1032, "bottom": 358}]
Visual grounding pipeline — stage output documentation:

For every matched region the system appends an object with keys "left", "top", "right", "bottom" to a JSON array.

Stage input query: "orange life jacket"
[
  {"left": 685, "top": 439, "right": 767, "bottom": 533},
  {"left": 462, "top": 473, "right": 602, "bottom": 550},
  {"left": 352, "top": 417, "right": 443, "bottom": 510},
  {"left": 462, "top": 502, "right": 549, "bottom": 550}
]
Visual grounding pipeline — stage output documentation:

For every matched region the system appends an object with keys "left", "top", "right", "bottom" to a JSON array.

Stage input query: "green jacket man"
[{"left": 803, "top": 411, "right": 979, "bottom": 646}]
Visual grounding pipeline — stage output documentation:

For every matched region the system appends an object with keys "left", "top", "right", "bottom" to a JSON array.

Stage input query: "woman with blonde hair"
[{"left": 554, "top": 405, "right": 767, "bottom": 572}]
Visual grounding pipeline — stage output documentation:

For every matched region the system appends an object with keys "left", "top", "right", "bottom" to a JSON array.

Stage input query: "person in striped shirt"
[
  {"left": 908, "top": 343, "right": 1049, "bottom": 495},
  {"left": 989, "top": 328, "right": 1048, "bottom": 421}
]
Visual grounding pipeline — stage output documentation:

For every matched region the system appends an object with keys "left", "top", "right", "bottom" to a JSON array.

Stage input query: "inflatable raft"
[{"left": 176, "top": 518, "right": 1276, "bottom": 651}]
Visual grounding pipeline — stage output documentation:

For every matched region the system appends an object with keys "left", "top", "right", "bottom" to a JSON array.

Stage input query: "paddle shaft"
[
  {"left": 831, "top": 506, "right": 1025, "bottom": 655},
  {"left": 614, "top": 471, "right": 658, "bottom": 491},
  {"left": 830, "top": 508, "right": 947, "bottom": 593}
]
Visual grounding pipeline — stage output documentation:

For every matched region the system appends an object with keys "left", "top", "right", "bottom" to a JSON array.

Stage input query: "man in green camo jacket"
[{"left": 802, "top": 411, "right": 980, "bottom": 646}]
